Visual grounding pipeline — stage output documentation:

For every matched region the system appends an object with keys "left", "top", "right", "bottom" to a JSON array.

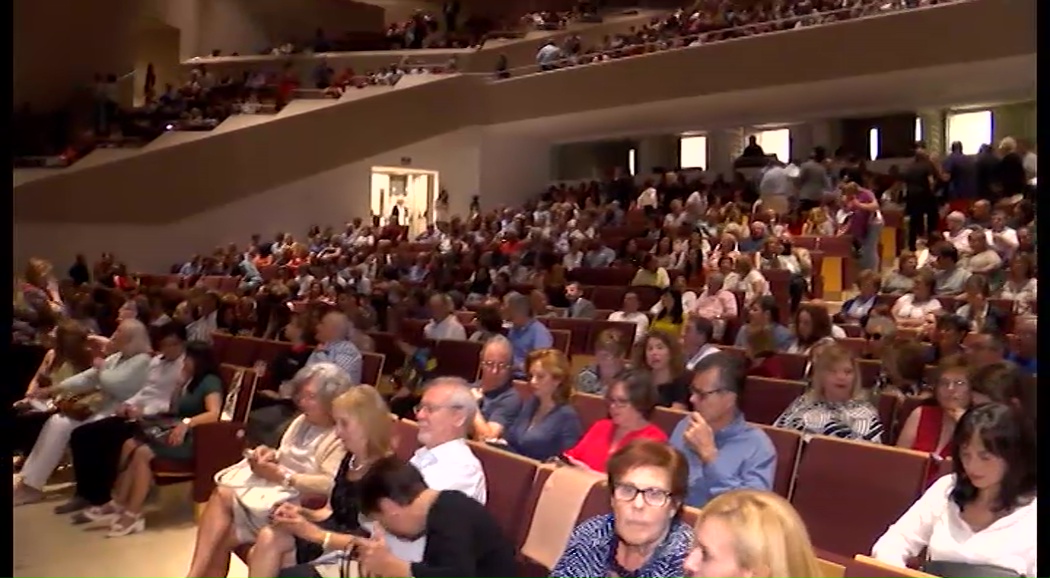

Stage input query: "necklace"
[{"left": 347, "top": 454, "right": 365, "bottom": 473}]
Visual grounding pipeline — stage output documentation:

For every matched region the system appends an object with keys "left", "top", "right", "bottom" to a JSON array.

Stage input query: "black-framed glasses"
[
  {"left": 613, "top": 483, "right": 674, "bottom": 507},
  {"left": 864, "top": 332, "right": 883, "bottom": 341},
  {"left": 690, "top": 387, "right": 726, "bottom": 401},
  {"left": 606, "top": 396, "right": 632, "bottom": 407}
]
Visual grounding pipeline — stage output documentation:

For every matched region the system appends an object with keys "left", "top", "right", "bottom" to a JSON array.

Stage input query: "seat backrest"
[
  {"left": 845, "top": 556, "right": 938, "bottom": 578},
  {"left": 754, "top": 424, "right": 803, "bottom": 499},
  {"left": 520, "top": 465, "right": 604, "bottom": 570},
  {"left": 588, "top": 319, "right": 638, "bottom": 349},
  {"left": 224, "top": 336, "right": 261, "bottom": 367},
  {"left": 542, "top": 318, "right": 592, "bottom": 355},
  {"left": 393, "top": 419, "right": 421, "bottom": 461},
  {"left": 212, "top": 332, "right": 232, "bottom": 363},
  {"left": 361, "top": 352, "right": 385, "bottom": 386},
  {"left": 740, "top": 377, "right": 806, "bottom": 425},
  {"left": 680, "top": 506, "right": 701, "bottom": 529},
  {"left": 468, "top": 442, "right": 540, "bottom": 549},
  {"left": 791, "top": 436, "right": 931, "bottom": 557},
  {"left": 433, "top": 339, "right": 481, "bottom": 381},
  {"left": 571, "top": 393, "right": 608, "bottom": 431},
  {"left": 819, "top": 558, "right": 846, "bottom": 578},
  {"left": 549, "top": 329, "right": 572, "bottom": 356},
  {"left": 368, "top": 331, "right": 406, "bottom": 370},
  {"left": 652, "top": 406, "right": 687, "bottom": 437},
  {"left": 772, "top": 353, "right": 810, "bottom": 380},
  {"left": 397, "top": 318, "right": 428, "bottom": 345},
  {"left": 877, "top": 393, "right": 900, "bottom": 444}
]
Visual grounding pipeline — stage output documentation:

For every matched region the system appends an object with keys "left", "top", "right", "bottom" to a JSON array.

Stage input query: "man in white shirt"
[
  {"left": 60, "top": 322, "right": 188, "bottom": 516},
  {"left": 608, "top": 292, "right": 650, "bottom": 343},
  {"left": 758, "top": 158, "right": 793, "bottom": 216},
  {"left": 378, "top": 377, "right": 486, "bottom": 563},
  {"left": 423, "top": 293, "right": 466, "bottom": 341},
  {"left": 186, "top": 293, "right": 219, "bottom": 344}
]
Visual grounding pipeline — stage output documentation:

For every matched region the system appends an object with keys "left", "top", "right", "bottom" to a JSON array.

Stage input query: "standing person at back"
[
  {"left": 796, "top": 146, "right": 830, "bottom": 214},
  {"left": 902, "top": 141, "right": 947, "bottom": 251}
]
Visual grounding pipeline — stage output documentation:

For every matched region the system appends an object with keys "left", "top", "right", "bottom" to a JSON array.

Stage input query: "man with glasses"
[
  {"left": 470, "top": 336, "right": 522, "bottom": 441},
  {"left": 669, "top": 352, "right": 776, "bottom": 507}
]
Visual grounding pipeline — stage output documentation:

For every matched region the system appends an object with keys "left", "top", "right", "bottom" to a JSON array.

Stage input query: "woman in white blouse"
[
  {"left": 872, "top": 403, "right": 1037, "bottom": 577},
  {"left": 997, "top": 253, "right": 1037, "bottom": 315},
  {"left": 891, "top": 271, "right": 942, "bottom": 333}
]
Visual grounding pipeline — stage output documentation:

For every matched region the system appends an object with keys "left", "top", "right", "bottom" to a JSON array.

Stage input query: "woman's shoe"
[
  {"left": 78, "top": 502, "right": 122, "bottom": 524},
  {"left": 106, "top": 513, "right": 145, "bottom": 538}
]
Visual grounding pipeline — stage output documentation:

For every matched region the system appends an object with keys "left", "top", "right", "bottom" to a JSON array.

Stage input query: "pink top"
[{"left": 692, "top": 288, "right": 739, "bottom": 320}]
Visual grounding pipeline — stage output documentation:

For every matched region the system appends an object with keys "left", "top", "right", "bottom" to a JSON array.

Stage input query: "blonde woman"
[
  {"left": 501, "top": 349, "right": 583, "bottom": 461},
  {"left": 683, "top": 489, "right": 823, "bottom": 577},
  {"left": 248, "top": 385, "right": 394, "bottom": 578},
  {"left": 773, "top": 344, "right": 884, "bottom": 443},
  {"left": 14, "top": 319, "right": 153, "bottom": 506}
]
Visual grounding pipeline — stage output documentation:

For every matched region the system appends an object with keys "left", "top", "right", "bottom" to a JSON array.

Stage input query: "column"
[
  {"left": 707, "top": 128, "right": 745, "bottom": 178},
  {"left": 917, "top": 109, "right": 946, "bottom": 154},
  {"left": 635, "top": 135, "right": 680, "bottom": 174}
]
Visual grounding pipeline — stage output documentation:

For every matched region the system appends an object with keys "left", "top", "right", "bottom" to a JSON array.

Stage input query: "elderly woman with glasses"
[
  {"left": 551, "top": 440, "right": 694, "bottom": 578},
  {"left": 185, "top": 363, "right": 352, "bottom": 578},
  {"left": 896, "top": 354, "right": 972, "bottom": 486},
  {"left": 561, "top": 369, "right": 667, "bottom": 472}
]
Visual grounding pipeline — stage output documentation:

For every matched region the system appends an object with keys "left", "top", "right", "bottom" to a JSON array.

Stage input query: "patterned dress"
[
  {"left": 773, "top": 395, "right": 885, "bottom": 444},
  {"left": 550, "top": 514, "right": 693, "bottom": 578}
]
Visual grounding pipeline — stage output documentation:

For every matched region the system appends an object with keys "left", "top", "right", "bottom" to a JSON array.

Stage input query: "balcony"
[{"left": 14, "top": 0, "right": 1034, "bottom": 225}]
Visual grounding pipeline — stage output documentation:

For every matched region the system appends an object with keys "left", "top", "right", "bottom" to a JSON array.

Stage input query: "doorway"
[{"left": 370, "top": 166, "right": 439, "bottom": 238}]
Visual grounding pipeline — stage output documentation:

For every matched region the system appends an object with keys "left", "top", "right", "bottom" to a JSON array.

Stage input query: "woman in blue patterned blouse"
[{"left": 550, "top": 439, "right": 694, "bottom": 578}]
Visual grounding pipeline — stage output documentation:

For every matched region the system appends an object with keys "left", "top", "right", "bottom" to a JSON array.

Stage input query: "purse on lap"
[{"left": 214, "top": 458, "right": 300, "bottom": 537}]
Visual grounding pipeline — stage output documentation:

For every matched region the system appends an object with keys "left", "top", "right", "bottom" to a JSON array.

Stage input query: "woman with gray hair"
[
  {"left": 186, "top": 362, "right": 351, "bottom": 578},
  {"left": 14, "top": 319, "right": 153, "bottom": 506}
]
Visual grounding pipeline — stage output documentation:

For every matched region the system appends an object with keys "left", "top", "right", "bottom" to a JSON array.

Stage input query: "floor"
[{"left": 13, "top": 481, "right": 248, "bottom": 578}]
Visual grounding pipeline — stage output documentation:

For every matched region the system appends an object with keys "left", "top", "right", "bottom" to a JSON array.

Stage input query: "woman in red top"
[
  {"left": 563, "top": 369, "right": 667, "bottom": 472},
  {"left": 895, "top": 354, "right": 972, "bottom": 486}
]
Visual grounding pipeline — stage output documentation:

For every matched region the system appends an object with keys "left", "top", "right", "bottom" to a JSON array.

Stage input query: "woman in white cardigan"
[
  {"left": 186, "top": 363, "right": 350, "bottom": 578},
  {"left": 14, "top": 319, "right": 153, "bottom": 506},
  {"left": 872, "top": 403, "right": 1037, "bottom": 577}
]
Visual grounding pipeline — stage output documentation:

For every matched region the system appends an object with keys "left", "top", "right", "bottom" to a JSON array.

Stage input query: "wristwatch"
[
  {"left": 282, "top": 470, "right": 295, "bottom": 488},
  {"left": 181, "top": 418, "right": 191, "bottom": 426}
]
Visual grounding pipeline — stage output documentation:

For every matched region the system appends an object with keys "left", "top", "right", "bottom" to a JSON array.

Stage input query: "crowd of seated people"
[
  {"left": 12, "top": 138, "right": 1038, "bottom": 576},
  {"left": 531, "top": 0, "right": 950, "bottom": 73}
]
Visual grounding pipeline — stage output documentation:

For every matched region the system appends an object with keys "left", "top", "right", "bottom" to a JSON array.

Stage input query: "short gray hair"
[
  {"left": 291, "top": 362, "right": 355, "bottom": 412},
  {"left": 324, "top": 311, "right": 354, "bottom": 340},
  {"left": 423, "top": 376, "right": 478, "bottom": 428},
  {"left": 504, "top": 292, "right": 530, "bottom": 315},
  {"left": 482, "top": 334, "right": 512, "bottom": 358}
]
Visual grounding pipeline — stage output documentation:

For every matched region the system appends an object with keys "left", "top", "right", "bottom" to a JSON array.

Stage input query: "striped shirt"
[
  {"left": 773, "top": 395, "right": 884, "bottom": 444},
  {"left": 307, "top": 340, "right": 363, "bottom": 385}
]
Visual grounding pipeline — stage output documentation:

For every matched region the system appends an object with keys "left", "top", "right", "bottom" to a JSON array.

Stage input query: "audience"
[
  {"left": 684, "top": 489, "right": 823, "bottom": 578},
  {"left": 669, "top": 353, "right": 775, "bottom": 508},
  {"left": 502, "top": 349, "right": 583, "bottom": 461},
  {"left": 774, "top": 344, "right": 884, "bottom": 443},
  {"left": 14, "top": 319, "right": 153, "bottom": 506},
  {"left": 577, "top": 329, "right": 630, "bottom": 394},
  {"left": 248, "top": 385, "right": 394, "bottom": 578},
  {"left": 633, "top": 330, "right": 689, "bottom": 409},
  {"left": 186, "top": 363, "right": 351, "bottom": 578},
  {"left": 563, "top": 369, "right": 668, "bottom": 472},
  {"left": 81, "top": 340, "right": 223, "bottom": 537},
  {"left": 470, "top": 336, "right": 523, "bottom": 441},
  {"left": 872, "top": 403, "right": 1037, "bottom": 577},
  {"left": 895, "top": 354, "right": 971, "bottom": 484},
  {"left": 551, "top": 440, "right": 694, "bottom": 578}
]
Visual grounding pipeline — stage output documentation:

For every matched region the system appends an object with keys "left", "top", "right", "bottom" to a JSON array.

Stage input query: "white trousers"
[{"left": 20, "top": 412, "right": 106, "bottom": 490}]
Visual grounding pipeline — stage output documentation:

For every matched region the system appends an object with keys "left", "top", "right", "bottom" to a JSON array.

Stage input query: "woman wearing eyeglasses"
[
  {"left": 561, "top": 369, "right": 667, "bottom": 472},
  {"left": 551, "top": 440, "right": 694, "bottom": 578},
  {"left": 896, "top": 355, "right": 972, "bottom": 486}
]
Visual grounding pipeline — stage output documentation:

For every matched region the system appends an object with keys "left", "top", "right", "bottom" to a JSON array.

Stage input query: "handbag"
[
  {"left": 922, "top": 560, "right": 1022, "bottom": 578},
  {"left": 54, "top": 389, "right": 106, "bottom": 421},
  {"left": 134, "top": 414, "right": 183, "bottom": 445},
  {"left": 214, "top": 458, "right": 300, "bottom": 538}
]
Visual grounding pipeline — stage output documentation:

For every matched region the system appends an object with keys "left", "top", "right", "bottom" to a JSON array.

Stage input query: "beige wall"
[{"left": 992, "top": 101, "right": 1037, "bottom": 144}]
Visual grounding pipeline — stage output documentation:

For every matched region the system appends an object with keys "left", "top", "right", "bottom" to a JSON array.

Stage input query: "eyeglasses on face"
[
  {"left": 937, "top": 379, "right": 969, "bottom": 390},
  {"left": 606, "top": 396, "right": 632, "bottom": 407},
  {"left": 480, "top": 360, "right": 512, "bottom": 371},
  {"left": 613, "top": 483, "right": 673, "bottom": 507},
  {"left": 690, "top": 387, "right": 725, "bottom": 401},
  {"left": 413, "top": 403, "right": 464, "bottom": 415}
]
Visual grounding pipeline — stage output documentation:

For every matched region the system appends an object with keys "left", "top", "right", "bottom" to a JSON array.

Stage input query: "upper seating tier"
[{"left": 13, "top": 0, "right": 1034, "bottom": 225}]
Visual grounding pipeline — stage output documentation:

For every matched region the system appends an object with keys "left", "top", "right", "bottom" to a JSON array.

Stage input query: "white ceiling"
[{"left": 489, "top": 55, "right": 1036, "bottom": 143}]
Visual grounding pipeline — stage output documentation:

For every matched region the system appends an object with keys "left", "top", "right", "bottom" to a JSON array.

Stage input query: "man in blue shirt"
[
  {"left": 1005, "top": 317, "right": 1036, "bottom": 376},
  {"left": 504, "top": 292, "right": 553, "bottom": 377},
  {"left": 669, "top": 352, "right": 776, "bottom": 508},
  {"left": 470, "top": 335, "right": 522, "bottom": 440}
]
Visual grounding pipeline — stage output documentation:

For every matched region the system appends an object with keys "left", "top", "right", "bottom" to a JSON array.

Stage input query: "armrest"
[{"left": 191, "top": 421, "right": 248, "bottom": 503}]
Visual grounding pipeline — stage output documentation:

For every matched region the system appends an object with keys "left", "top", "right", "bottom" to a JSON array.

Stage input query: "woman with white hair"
[
  {"left": 14, "top": 319, "right": 153, "bottom": 506},
  {"left": 186, "top": 363, "right": 351, "bottom": 578}
]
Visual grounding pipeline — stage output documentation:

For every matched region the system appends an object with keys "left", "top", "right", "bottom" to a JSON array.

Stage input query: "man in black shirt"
[
  {"left": 354, "top": 457, "right": 517, "bottom": 578},
  {"left": 901, "top": 141, "right": 943, "bottom": 251}
]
